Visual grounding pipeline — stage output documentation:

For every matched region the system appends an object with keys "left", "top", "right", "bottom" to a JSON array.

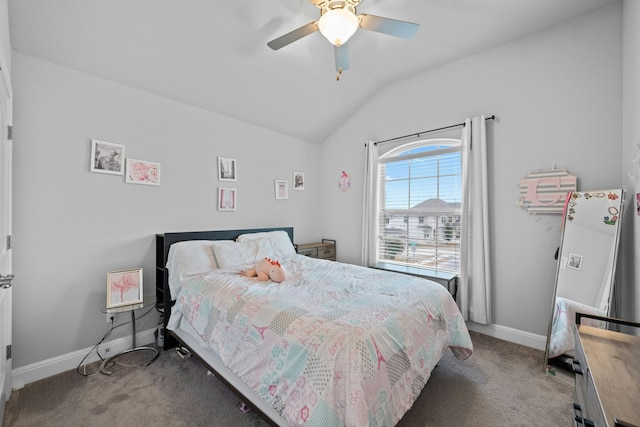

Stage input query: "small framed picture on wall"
[
  {"left": 275, "top": 180, "right": 288, "bottom": 200},
  {"left": 293, "top": 171, "right": 305, "bottom": 191},
  {"left": 90, "top": 139, "right": 125, "bottom": 175},
  {"left": 126, "top": 159, "right": 161, "bottom": 186},
  {"left": 218, "top": 187, "right": 237, "bottom": 211},
  {"left": 218, "top": 157, "right": 237, "bottom": 181}
]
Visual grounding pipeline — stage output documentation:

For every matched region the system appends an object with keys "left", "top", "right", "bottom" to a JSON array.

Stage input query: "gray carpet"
[{"left": 2, "top": 332, "right": 573, "bottom": 426}]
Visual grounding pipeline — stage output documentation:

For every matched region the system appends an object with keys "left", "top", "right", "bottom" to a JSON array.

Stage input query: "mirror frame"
[{"left": 542, "top": 189, "right": 625, "bottom": 372}]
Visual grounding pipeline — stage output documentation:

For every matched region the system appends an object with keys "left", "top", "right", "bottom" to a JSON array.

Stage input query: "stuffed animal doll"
[{"left": 244, "top": 257, "right": 287, "bottom": 283}]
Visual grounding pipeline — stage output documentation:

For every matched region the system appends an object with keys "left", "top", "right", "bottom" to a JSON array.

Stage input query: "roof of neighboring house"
[{"left": 411, "top": 198, "right": 461, "bottom": 210}]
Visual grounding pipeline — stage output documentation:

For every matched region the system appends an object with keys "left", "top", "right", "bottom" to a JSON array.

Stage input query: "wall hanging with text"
[{"left": 517, "top": 168, "right": 577, "bottom": 214}]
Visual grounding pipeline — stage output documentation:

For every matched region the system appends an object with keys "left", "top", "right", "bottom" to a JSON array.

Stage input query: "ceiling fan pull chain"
[{"left": 336, "top": 43, "right": 342, "bottom": 81}]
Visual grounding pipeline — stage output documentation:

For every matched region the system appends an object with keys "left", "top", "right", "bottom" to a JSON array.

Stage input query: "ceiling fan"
[{"left": 267, "top": 0, "right": 419, "bottom": 79}]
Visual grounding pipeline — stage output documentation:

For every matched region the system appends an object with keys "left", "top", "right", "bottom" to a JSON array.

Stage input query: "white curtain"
[
  {"left": 459, "top": 115, "right": 492, "bottom": 324},
  {"left": 361, "top": 142, "right": 378, "bottom": 266}
]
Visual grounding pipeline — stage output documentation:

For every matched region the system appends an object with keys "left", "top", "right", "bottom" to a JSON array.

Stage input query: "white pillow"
[
  {"left": 236, "top": 230, "right": 296, "bottom": 256},
  {"left": 212, "top": 239, "right": 275, "bottom": 269},
  {"left": 166, "top": 240, "right": 219, "bottom": 298}
]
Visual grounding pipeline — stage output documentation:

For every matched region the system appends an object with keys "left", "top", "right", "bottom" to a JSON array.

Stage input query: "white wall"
[
  {"left": 11, "top": 53, "right": 322, "bottom": 369},
  {"left": 321, "top": 4, "right": 623, "bottom": 342},
  {"left": 621, "top": 0, "right": 640, "bottom": 329}
]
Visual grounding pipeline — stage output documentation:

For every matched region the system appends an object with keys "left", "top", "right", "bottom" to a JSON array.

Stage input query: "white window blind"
[{"left": 376, "top": 139, "right": 462, "bottom": 273}]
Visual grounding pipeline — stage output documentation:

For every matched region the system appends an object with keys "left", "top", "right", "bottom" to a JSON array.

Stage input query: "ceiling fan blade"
[
  {"left": 359, "top": 14, "right": 419, "bottom": 39},
  {"left": 334, "top": 43, "right": 350, "bottom": 72},
  {"left": 267, "top": 21, "right": 319, "bottom": 50}
]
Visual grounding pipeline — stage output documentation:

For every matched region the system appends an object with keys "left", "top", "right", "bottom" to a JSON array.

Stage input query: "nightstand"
[
  {"left": 100, "top": 294, "right": 159, "bottom": 375},
  {"left": 296, "top": 239, "right": 336, "bottom": 261}
]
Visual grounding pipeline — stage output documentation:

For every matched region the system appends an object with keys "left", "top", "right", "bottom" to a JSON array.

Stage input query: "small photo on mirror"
[{"left": 567, "top": 253, "right": 583, "bottom": 270}]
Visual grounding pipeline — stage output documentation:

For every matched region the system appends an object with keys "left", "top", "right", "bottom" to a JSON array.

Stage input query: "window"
[{"left": 376, "top": 138, "right": 462, "bottom": 273}]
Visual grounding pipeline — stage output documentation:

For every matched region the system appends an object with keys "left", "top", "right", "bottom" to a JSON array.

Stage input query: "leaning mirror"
[{"left": 543, "top": 189, "right": 624, "bottom": 371}]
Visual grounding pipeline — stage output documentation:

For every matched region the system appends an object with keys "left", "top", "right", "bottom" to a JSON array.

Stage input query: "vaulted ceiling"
[{"left": 8, "top": 0, "right": 617, "bottom": 143}]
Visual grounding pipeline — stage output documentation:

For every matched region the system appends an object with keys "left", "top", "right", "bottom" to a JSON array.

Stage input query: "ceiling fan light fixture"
[{"left": 318, "top": 8, "right": 359, "bottom": 46}]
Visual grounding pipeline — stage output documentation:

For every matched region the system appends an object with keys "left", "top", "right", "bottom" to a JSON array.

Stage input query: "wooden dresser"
[
  {"left": 572, "top": 314, "right": 640, "bottom": 427},
  {"left": 296, "top": 239, "right": 336, "bottom": 261}
]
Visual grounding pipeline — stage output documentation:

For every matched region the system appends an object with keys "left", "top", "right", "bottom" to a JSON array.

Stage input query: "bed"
[{"left": 156, "top": 227, "right": 473, "bottom": 427}]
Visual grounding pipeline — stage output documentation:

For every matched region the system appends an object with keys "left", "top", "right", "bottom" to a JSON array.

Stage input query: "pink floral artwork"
[
  {"left": 126, "top": 159, "right": 160, "bottom": 186},
  {"left": 107, "top": 269, "right": 143, "bottom": 308}
]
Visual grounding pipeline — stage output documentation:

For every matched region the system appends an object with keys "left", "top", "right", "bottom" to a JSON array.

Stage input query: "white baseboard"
[
  {"left": 466, "top": 321, "right": 547, "bottom": 351},
  {"left": 11, "top": 328, "right": 156, "bottom": 390}
]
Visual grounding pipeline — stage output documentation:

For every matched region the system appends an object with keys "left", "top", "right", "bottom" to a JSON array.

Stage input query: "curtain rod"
[{"left": 373, "top": 115, "right": 496, "bottom": 146}]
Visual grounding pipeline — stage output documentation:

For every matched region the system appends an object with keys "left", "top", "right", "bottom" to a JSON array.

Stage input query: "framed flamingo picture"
[{"left": 106, "top": 268, "right": 143, "bottom": 308}]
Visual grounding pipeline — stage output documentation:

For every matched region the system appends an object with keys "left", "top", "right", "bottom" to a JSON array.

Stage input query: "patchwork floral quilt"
[{"left": 170, "top": 255, "right": 473, "bottom": 426}]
